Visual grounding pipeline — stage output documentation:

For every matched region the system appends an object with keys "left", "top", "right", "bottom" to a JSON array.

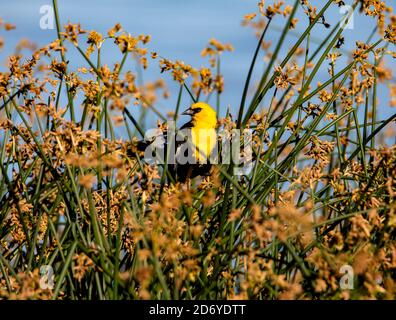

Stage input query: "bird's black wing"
[
  {"left": 175, "top": 121, "right": 214, "bottom": 182},
  {"left": 179, "top": 120, "right": 194, "bottom": 130},
  {"left": 127, "top": 120, "right": 212, "bottom": 182}
]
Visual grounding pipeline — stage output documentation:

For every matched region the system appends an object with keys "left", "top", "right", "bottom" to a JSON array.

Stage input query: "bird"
[{"left": 130, "top": 102, "right": 217, "bottom": 182}]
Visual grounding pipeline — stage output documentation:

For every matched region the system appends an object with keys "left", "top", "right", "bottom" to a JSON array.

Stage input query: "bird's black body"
[{"left": 130, "top": 120, "right": 212, "bottom": 183}]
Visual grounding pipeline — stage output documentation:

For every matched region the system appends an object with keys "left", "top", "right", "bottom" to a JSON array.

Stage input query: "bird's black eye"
[{"left": 192, "top": 107, "right": 202, "bottom": 114}]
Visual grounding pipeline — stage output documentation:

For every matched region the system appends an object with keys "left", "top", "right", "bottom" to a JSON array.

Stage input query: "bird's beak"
[{"left": 181, "top": 107, "right": 194, "bottom": 116}]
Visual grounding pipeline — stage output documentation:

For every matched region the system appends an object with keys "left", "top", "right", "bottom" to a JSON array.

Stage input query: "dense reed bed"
[{"left": 0, "top": 0, "right": 395, "bottom": 299}]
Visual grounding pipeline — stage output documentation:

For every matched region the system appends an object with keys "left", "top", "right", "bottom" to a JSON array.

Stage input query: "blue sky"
[{"left": 0, "top": 0, "right": 394, "bottom": 134}]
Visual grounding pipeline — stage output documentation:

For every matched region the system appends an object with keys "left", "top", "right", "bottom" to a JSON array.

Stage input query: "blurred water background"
[{"left": 0, "top": 0, "right": 394, "bottom": 137}]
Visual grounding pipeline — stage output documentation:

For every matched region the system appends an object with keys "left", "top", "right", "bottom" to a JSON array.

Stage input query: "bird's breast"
[{"left": 190, "top": 127, "right": 217, "bottom": 164}]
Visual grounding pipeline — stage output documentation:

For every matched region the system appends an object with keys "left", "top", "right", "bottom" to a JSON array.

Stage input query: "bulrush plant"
[{"left": 0, "top": 0, "right": 395, "bottom": 300}]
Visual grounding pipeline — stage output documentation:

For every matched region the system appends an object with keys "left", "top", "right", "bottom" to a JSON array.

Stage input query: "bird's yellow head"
[{"left": 182, "top": 102, "right": 217, "bottom": 129}]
